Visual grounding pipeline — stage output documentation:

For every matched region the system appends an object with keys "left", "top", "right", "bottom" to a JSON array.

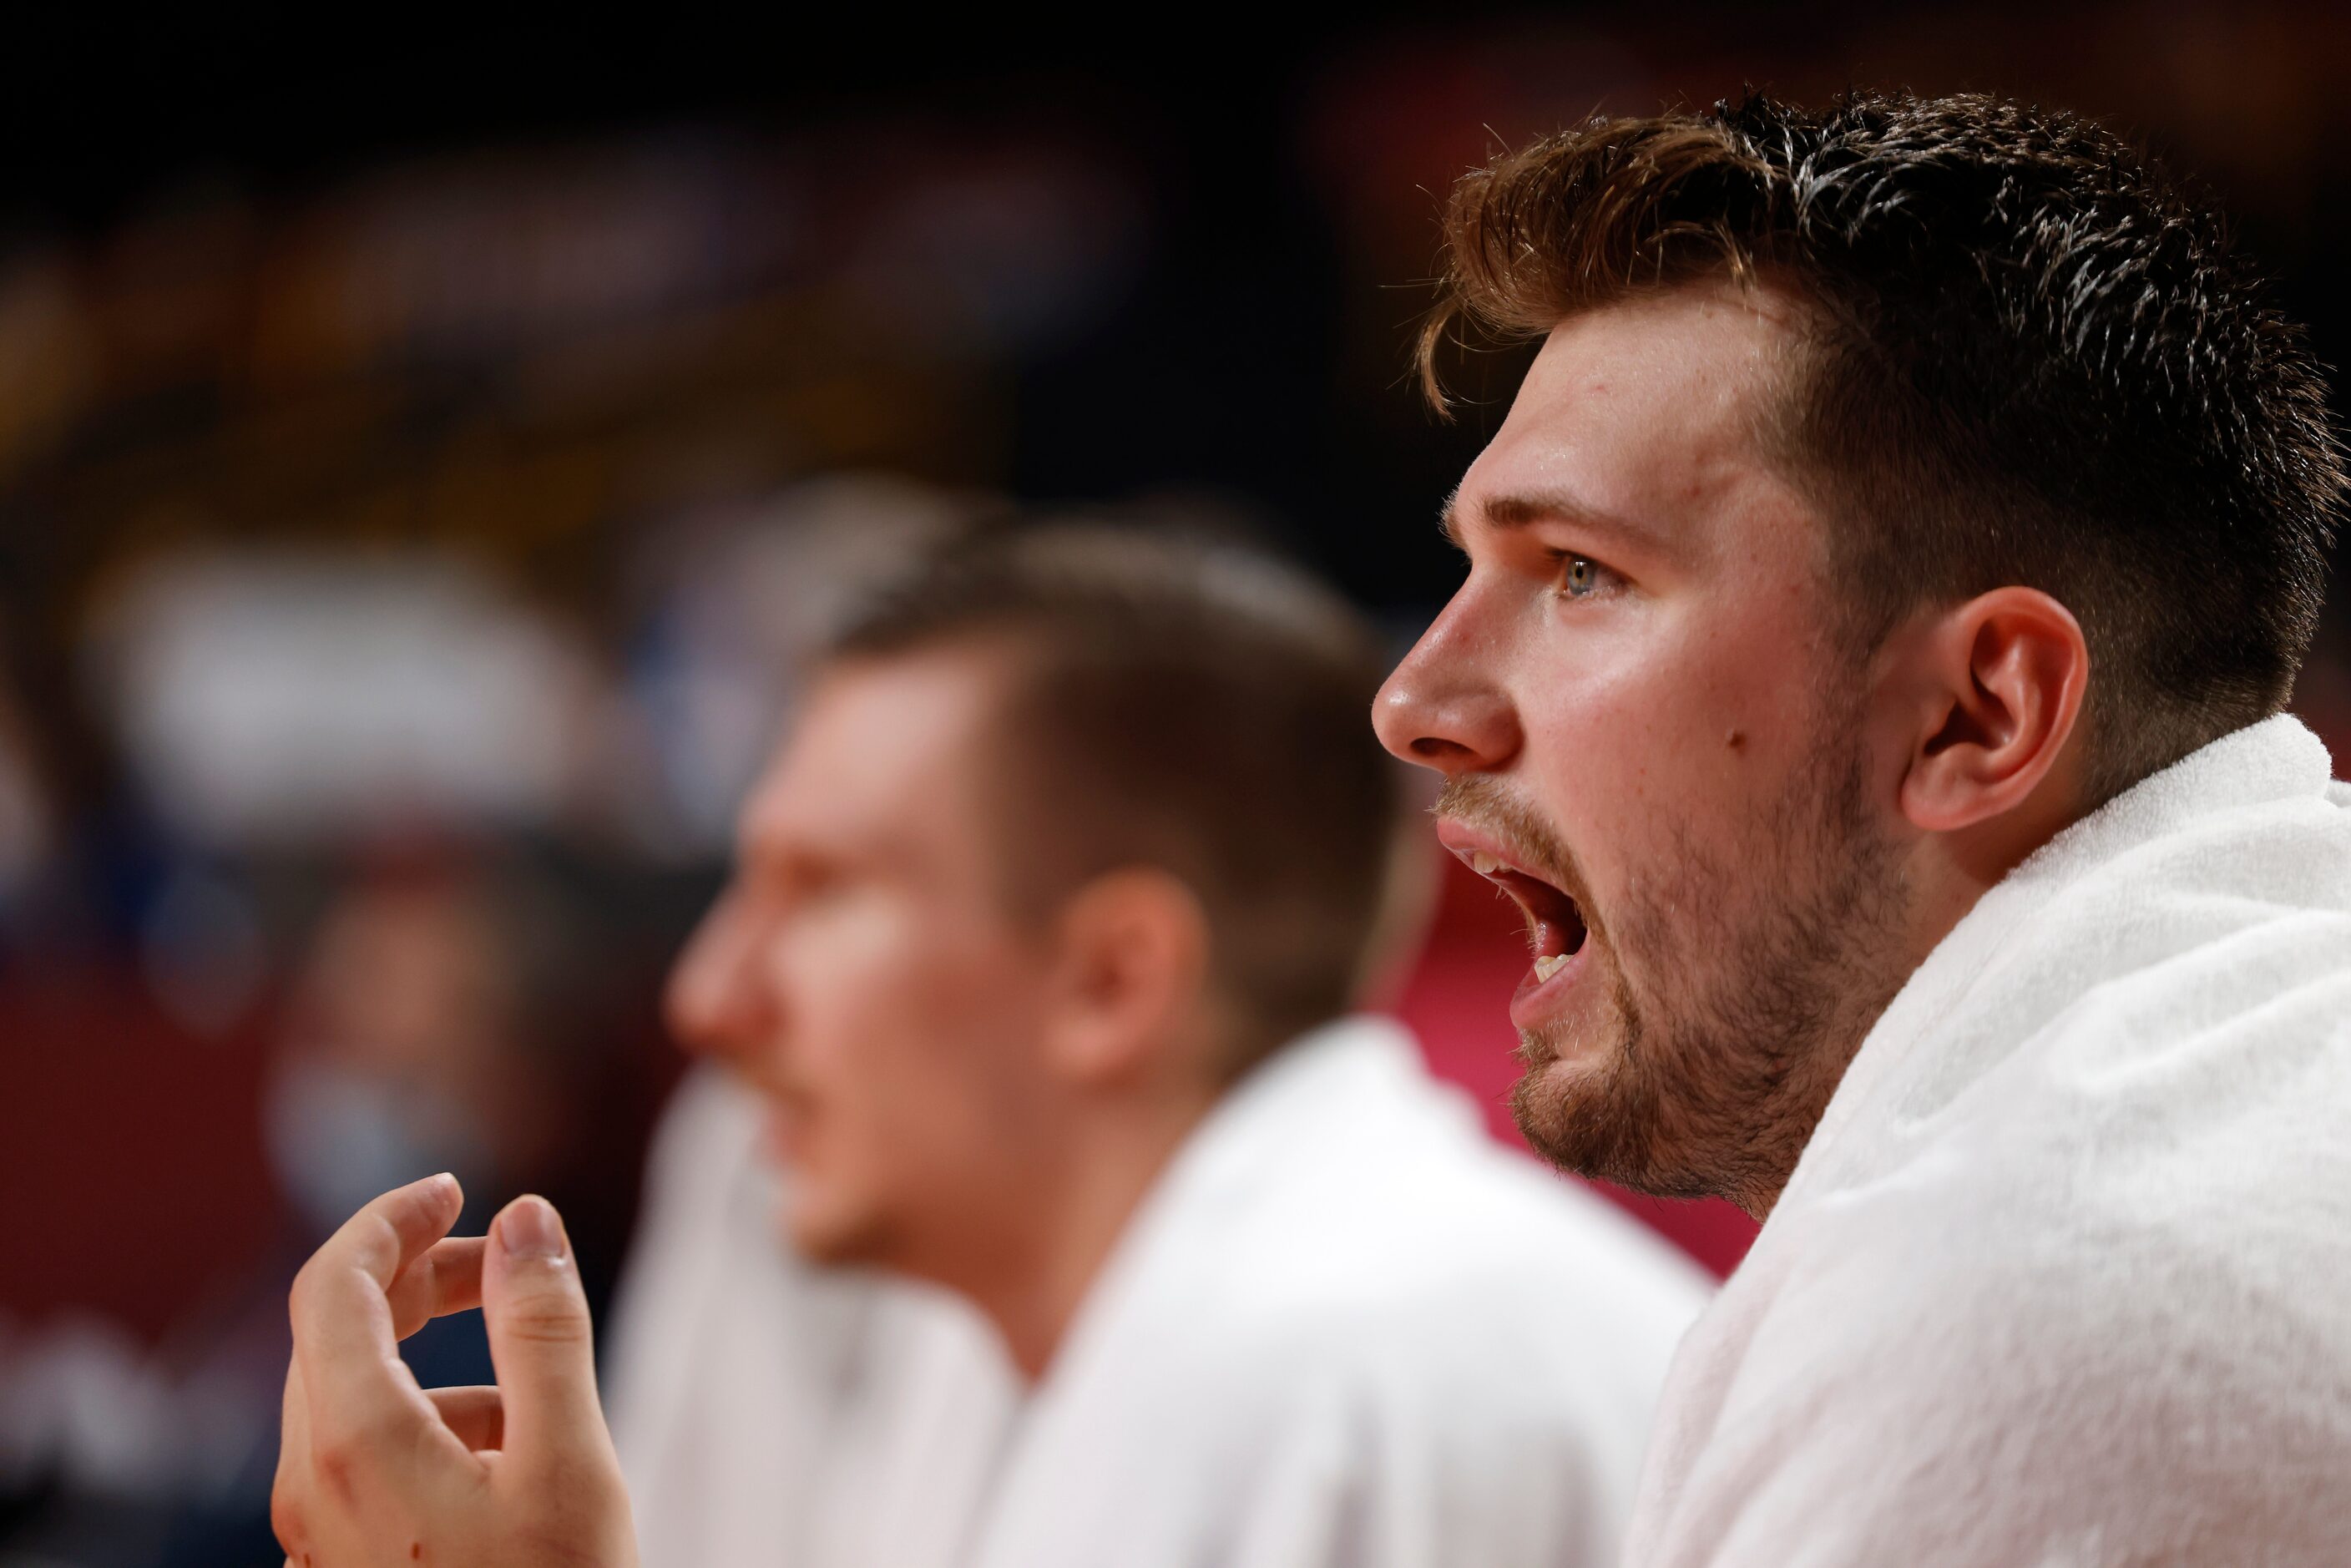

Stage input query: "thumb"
[{"left": 483, "top": 1194, "right": 615, "bottom": 1476}]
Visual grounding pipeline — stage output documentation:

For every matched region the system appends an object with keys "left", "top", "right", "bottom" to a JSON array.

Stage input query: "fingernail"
[{"left": 499, "top": 1195, "right": 566, "bottom": 1260}]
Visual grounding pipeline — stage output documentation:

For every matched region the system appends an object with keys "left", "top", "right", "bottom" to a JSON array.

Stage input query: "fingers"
[
  {"left": 290, "top": 1174, "right": 468, "bottom": 1470},
  {"left": 387, "top": 1235, "right": 488, "bottom": 1340},
  {"left": 427, "top": 1384, "right": 505, "bottom": 1451},
  {"left": 481, "top": 1194, "right": 616, "bottom": 1476},
  {"left": 293, "top": 1172, "right": 465, "bottom": 1362}
]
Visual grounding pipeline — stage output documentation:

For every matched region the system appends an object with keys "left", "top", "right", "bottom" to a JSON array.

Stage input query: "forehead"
[
  {"left": 745, "top": 649, "right": 1008, "bottom": 857},
  {"left": 1458, "top": 281, "right": 1810, "bottom": 546}
]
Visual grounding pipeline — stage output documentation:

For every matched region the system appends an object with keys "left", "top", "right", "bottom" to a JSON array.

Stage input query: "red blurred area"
[{"left": 0, "top": 975, "right": 279, "bottom": 1340}]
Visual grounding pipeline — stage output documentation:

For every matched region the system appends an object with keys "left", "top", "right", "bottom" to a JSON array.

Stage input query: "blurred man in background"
[
  {"left": 1377, "top": 90, "right": 2351, "bottom": 1561},
  {"left": 601, "top": 478, "right": 1022, "bottom": 1568},
  {"left": 270, "top": 525, "right": 1708, "bottom": 1567}
]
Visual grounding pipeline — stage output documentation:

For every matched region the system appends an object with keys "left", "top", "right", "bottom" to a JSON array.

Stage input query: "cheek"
[
  {"left": 773, "top": 900, "right": 1036, "bottom": 1181},
  {"left": 1518, "top": 598, "right": 1827, "bottom": 840},
  {"left": 776, "top": 894, "right": 913, "bottom": 1059}
]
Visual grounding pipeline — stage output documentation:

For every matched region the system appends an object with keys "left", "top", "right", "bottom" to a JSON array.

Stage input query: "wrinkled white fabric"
[
  {"left": 605, "top": 1066, "right": 1020, "bottom": 1568},
  {"left": 972, "top": 1015, "right": 1711, "bottom": 1568},
  {"left": 1625, "top": 715, "right": 2351, "bottom": 1566}
]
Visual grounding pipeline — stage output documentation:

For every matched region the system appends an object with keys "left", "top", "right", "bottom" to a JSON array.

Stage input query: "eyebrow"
[{"left": 1438, "top": 488, "right": 1671, "bottom": 557}]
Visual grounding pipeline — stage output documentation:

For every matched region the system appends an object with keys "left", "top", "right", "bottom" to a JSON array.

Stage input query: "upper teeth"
[
  {"left": 1471, "top": 852, "right": 1502, "bottom": 876},
  {"left": 1534, "top": 953, "right": 1569, "bottom": 983}
]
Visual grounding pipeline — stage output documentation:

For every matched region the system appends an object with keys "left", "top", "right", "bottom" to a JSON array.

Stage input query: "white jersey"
[
  {"left": 1625, "top": 715, "right": 2351, "bottom": 1565},
  {"left": 968, "top": 1016, "right": 1709, "bottom": 1568}
]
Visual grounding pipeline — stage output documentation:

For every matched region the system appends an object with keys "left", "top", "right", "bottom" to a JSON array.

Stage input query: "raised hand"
[{"left": 272, "top": 1174, "right": 637, "bottom": 1567}]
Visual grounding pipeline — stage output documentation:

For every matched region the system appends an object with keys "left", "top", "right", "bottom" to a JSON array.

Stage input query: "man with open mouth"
[{"left": 1374, "top": 90, "right": 2351, "bottom": 1562}]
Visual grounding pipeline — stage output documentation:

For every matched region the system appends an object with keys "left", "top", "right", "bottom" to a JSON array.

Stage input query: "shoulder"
[
  {"left": 1156, "top": 1142, "right": 1707, "bottom": 1464},
  {"left": 1652, "top": 1193, "right": 2351, "bottom": 1563},
  {"left": 1078, "top": 1022, "right": 1710, "bottom": 1464},
  {"left": 1102, "top": 1229, "right": 1676, "bottom": 1565},
  {"left": 1174, "top": 1020, "right": 1710, "bottom": 1329},
  {"left": 1212, "top": 1106, "right": 1707, "bottom": 1340},
  {"left": 1701, "top": 1149, "right": 2351, "bottom": 1527}
]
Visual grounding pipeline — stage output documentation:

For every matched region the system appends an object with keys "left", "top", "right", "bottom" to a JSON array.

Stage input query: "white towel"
[
  {"left": 1625, "top": 714, "right": 2351, "bottom": 1566},
  {"left": 971, "top": 1017, "right": 1711, "bottom": 1568}
]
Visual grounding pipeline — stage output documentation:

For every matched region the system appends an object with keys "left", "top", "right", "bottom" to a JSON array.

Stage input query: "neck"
[
  {"left": 955, "top": 1088, "right": 1220, "bottom": 1381},
  {"left": 1904, "top": 773, "right": 2091, "bottom": 973}
]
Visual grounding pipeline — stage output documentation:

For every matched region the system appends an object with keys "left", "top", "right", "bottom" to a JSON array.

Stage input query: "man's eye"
[{"left": 1558, "top": 554, "right": 1610, "bottom": 598}]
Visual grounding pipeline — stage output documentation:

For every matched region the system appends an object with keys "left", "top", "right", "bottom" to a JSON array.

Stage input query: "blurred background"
[{"left": 6, "top": 7, "right": 2351, "bottom": 1563}]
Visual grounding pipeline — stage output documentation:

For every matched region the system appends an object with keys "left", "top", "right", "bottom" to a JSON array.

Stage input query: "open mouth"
[
  {"left": 1433, "top": 817, "right": 1590, "bottom": 995},
  {"left": 1462, "top": 847, "right": 1589, "bottom": 981}
]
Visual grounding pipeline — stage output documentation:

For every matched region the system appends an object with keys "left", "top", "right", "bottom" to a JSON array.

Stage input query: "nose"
[
  {"left": 1372, "top": 592, "right": 1523, "bottom": 776},
  {"left": 665, "top": 885, "right": 777, "bottom": 1069}
]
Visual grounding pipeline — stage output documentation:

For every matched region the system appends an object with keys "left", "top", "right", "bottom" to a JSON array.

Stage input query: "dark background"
[{"left": 5, "top": 9, "right": 2349, "bottom": 1563}]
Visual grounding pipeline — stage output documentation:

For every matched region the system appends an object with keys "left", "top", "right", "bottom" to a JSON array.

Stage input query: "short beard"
[{"left": 1507, "top": 731, "right": 1912, "bottom": 1218}]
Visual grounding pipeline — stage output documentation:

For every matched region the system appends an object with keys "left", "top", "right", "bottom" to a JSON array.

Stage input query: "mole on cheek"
[{"left": 1726, "top": 728, "right": 1747, "bottom": 753}]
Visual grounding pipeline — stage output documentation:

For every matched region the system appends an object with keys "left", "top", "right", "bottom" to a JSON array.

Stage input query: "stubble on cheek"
[{"left": 1505, "top": 730, "right": 1911, "bottom": 1211}]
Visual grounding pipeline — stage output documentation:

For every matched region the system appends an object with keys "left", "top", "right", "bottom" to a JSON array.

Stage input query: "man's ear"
[
  {"left": 1895, "top": 587, "right": 2090, "bottom": 833},
  {"left": 1039, "top": 868, "right": 1211, "bottom": 1088}
]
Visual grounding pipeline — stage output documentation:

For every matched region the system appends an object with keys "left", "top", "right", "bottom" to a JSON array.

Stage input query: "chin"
[
  {"left": 1508, "top": 1017, "right": 1722, "bottom": 1203},
  {"left": 779, "top": 1190, "right": 893, "bottom": 1267},
  {"left": 1509, "top": 1033, "right": 1633, "bottom": 1171},
  {"left": 1507, "top": 964, "right": 1638, "bottom": 1161}
]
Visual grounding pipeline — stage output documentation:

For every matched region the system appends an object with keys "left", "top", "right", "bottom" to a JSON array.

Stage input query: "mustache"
[{"left": 1429, "top": 776, "right": 1599, "bottom": 918}]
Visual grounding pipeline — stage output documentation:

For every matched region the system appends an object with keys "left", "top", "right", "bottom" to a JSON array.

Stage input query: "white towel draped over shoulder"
[
  {"left": 1625, "top": 715, "right": 2351, "bottom": 1566},
  {"left": 971, "top": 1017, "right": 1711, "bottom": 1568}
]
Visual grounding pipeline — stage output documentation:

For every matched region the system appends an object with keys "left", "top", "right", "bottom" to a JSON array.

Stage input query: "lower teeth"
[{"left": 1533, "top": 953, "right": 1568, "bottom": 983}]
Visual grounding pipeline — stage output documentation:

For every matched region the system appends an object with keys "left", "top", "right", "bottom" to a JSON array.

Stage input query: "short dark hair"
[
  {"left": 1422, "top": 89, "right": 2345, "bottom": 801},
  {"left": 822, "top": 523, "right": 1401, "bottom": 1074}
]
